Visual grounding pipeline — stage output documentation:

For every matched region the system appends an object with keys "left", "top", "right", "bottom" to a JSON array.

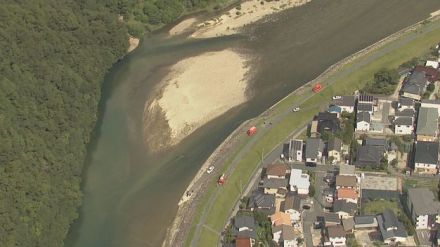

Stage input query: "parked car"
[
  {"left": 292, "top": 107, "right": 300, "bottom": 112},
  {"left": 207, "top": 166, "right": 215, "bottom": 174},
  {"left": 332, "top": 95, "right": 342, "bottom": 100}
]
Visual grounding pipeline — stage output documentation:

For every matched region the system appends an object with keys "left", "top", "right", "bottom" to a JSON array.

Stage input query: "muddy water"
[{"left": 65, "top": 1, "right": 440, "bottom": 247}]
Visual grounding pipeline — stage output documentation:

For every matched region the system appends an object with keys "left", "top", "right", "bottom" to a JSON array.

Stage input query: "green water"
[{"left": 66, "top": 1, "right": 440, "bottom": 247}]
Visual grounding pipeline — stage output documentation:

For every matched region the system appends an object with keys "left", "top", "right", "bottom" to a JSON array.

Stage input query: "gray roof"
[
  {"left": 342, "top": 217, "right": 355, "bottom": 231},
  {"left": 250, "top": 191, "right": 275, "bottom": 209},
  {"left": 359, "top": 95, "right": 374, "bottom": 103},
  {"left": 272, "top": 225, "right": 298, "bottom": 240},
  {"left": 260, "top": 178, "right": 288, "bottom": 189},
  {"left": 408, "top": 188, "right": 440, "bottom": 215},
  {"left": 399, "top": 97, "right": 414, "bottom": 107},
  {"left": 233, "top": 229, "right": 257, "bottom": 239},
  {"left": 417, "top": 107, "right": 439, "bottom": 136},
  {"left": 355, "top": 146, "right": 383, "bottom": 167},
  {"left": 414, "top": 141, "right": 439, "bottom": 165},
  {"left": 394, "top": 116, "right": 413, "bottom": 126},
  {"left": 354, "top": 215, "right": 377, "bottom": 225},
  {"left": 395, "top": 108, "right": 415, "bottom": 117},
  {"left": 357, "top": 111, "right": 371, "bottom": 123},
  {"left": 322, "top": 212, "right": 341, "bottom": 224},
  {"left": 234, "top": 215, "right": 255, "bottom": 230},
  {"left": 282, "top": 195, "right": 301, "bottom": 211},
  {"left": 328, "top": 138, "right": 342, "bottom": 152},
  {"left": 421, "top": 99, "right": 440, "bottom": 105},
  {"left": 327, "top": 225, "right": 346, "bottom": 238},
  {"left": 402, "top": 71, "right": 428, "bottom": 95},
  {"left": 377, "top": 209, "right": 407, "bottom": 240},
  {"left": 305, "top": 138, "right": 324, "bottom": 159},
  {"left": 364, "top": 138, "right": 387, "bottom": 149},
  {"left": 339, "top": 164, "right": 355, "bottom": 176},
  {"left": 333, "top": 200, "right": 357, "bottom": 214},
  {"left": 332, "top": 96, "right": 356, "bottom": 107},
  {"left": 357, "top": 103, "right": 373, "bottom": 112}
]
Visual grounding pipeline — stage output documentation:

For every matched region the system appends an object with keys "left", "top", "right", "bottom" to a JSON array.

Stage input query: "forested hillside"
[{"left": 0, "top": 1, "right": 127, "bottom": 246}]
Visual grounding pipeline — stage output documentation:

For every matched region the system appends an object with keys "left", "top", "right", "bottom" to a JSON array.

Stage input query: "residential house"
[
  {"left": 364, "top": 137, "right": 388, "bottom": 151},
  {"left": 249, "top": 191, "right": 275, "bottom": 214},
  {"left": 272, "top": 224, "right": 299, "bottom": 247},
  {"left": 283, "top": 139, "right": 303, "bottom": 162},
  {"left": 289, "top": 169, "right": 310, "bottom": 195},
  {"left": 426, "top": 60, "right": 439, "bottom": 69},
  {"left": 414, "top": 65, "right": 439, "bottom": 82},
  {"left": 305, "top": 138, "right": 324, "bottom": 165},
  {"left": 395, "top": 108, "right": 415, "bottom": 118},
  {"left": 394, "top": 116, "right": 413, "bottom": 135},
  {"left": 416, "top": 107, "right": 439, "bottom": 142},
  {"left": 358, "top": 95, "right": 375, "bottom": 105},
  {"left": 260, "top": 178, "right": 288, "bottom": 196},
  {"left": 354, "top": 145, "right": 383, "bottom": 168},
  {"left": 270, "top": 212, "right": 291, "bottom": 227},
  {"left": 317, "top": 112, "right": 340, "bottom": 135},
  {"left": 407, "top": 188, "right": 440, "bottom": 229},
  {"left": 335, "top": 175, "right": 357, "bottom": 190},
  {"left": 413, "top": 141, "right": 439, "bottom": 175},
  {"left": 310, "top": 120, "right": 319, "bottom": 138},
  {"left": 235, "top": 236, "right": 253, "bottom": 247},
  {"left": 353, "top": 215, "right": 378, "bottom": 230},
  {"left": 333, "top": 200, "right": 357, "bottom": 219},
  {"left": 265, "top": 163, "right": 288, "bottom": 179},
  {"left": 320, "top": 213, "right": 342, "bottom": 227},
  {"left": 331, "top": 96, "right": 356, "bottom": 113},
  {"left": 401, "top": 71, "right": 428, "bottom": 100},
  {"left": 339, "top": 164, "right": 355, "bottom": 176},
  {"left": 360, "top": 174, "right": 399, "bottom": 201},
  {"left": 357, "top": 103, "right": 374, "bottom": 114},
  {"left": 233, "top": 215, "right": 257, "bottom": 240},
  {"left": 336, "top": 188, "right": 358, "bottom": 204},
  {"left": 421, "top": 99, "right": 440, "bottom": 115},
  {"left": 328, "top": 138, "right": 343, "bottom": 164},
  {"left": 324, "top": 225, "right": 346, "bottom": 247},
  {"left": 328, "top": 105, "right": 342, "bottom": 117},
  {"left": 342, "top": 217, "right": 355, "bottom": 232},
  {"left": 282, "top": 194, "right": 302, "bottom": 222},
  {"left": 377, "top": 209, "right": 408, "bottom": 245},
  {"left": 356, "top": 111, "right": 371, "bottom": 132},
  {"left": 397, "top": 98, "right": 415, "bottom": 111}
]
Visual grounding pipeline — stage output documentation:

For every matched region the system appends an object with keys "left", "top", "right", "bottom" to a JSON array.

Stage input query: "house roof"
[
  {"left": 250, "top": 191, "right": 275, "bottom": 209},
  {"left": 364, "top": 137, "right": 387, "bottom": 149},
  {"left": 321, "top": 212, "right": 341, "bottom": 224},
  {"left": 327, "top": 225, "right": 346, "bottom": 238},
  {"left": 417, "top": 107, "right": 439, "bottom": 136},
  {"left": 359, "top": 95, "right": 374, "bottom": 103},
  {"left": 421, "top": 99, "right": 440, "bottom": 105},
  {"left": 336, "top": 175, "right": 357, "bottom": 188},
  {"left": 355, "top": 146, "right": 383, "bottom": 167},
  {"left": 235, "top": 215, "right": 255, "bottom": 230},
  {"left": 357, "top": 103, "right": 373, "bottom": 112},
  {"left": 292, "top": 139, "right": 303, "bottom": 151},
  {"left": 337, "top": 188, "right": 358, "bottom": 199},
  {"left": 233, "top": 230, "right": 257, "bottom": 240},
  {"left": 271, "top": 225, "right": 298, "bottom": 240},
  {"left": 415, "top": 65, "right": 439, "bottom": 82},
  {"left": 395, "top": 108, "right": 415, "bottom": 117},
  {"left": 266, "top": 163, "right": 288, "bottom": 177},
  {"left": 377, "top": 209, "right": 407, "bottom": 240},
  {"left": 235, "top": 237, "right": 252, "bottom": 247},
  {"left": 283, "top": 195, "right": 301, "bottom": 212},
  {"left": 328, "top": 138, "right": 342, "bottom": 152},
  {"left": 289, "top": 169, "right": 310, "bottom": 190},
  {"left": 398, "top": 97, "right": 414, "bottom": 107},
  {"left": 305, "top": 138, "right": 324, "bottom": 159},
  {"left": 328, "top": 105, "right": 342, "bottom": 113},
  {"left": 270, "top": 212, "right": 291, "bottom": 226},
  {"left": 394, "top": 116, "right": 413, "bottom": 126},
  {"left": 261, "top": 178, "right": 288, "bottom": 189},
  {"left": 318, "top": 112, "right": 338, "bottom": 121},
  {"left": 332, "top": 96, "right": 356, "bottom": 107},
  {"left": 402, "top": 71, "right": 428, "bottom": 95},
  {"left": 408, "top": 188, "right": 440, "bottom": 215},
  {"left": 342, "top": 217, "right": 355, "bottom": 231},
  {"left": 414, "top": 141, "right": 439, "bottom": 165},
  {"left": 356, "top": 111, "right": 371, "bottom": 123},
  {"left": 333, "top": 200, "right": 357, "bottom": 214},
  {"left": 339, "top": 164, "right": 355, "bottom": 176},
  {"left": 354, "top": 215, "right": 377, "bottom": 225}
]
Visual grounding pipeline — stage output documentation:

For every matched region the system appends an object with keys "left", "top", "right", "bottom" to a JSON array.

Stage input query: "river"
[{"left": 65, "top": 1, "right": 440, "bottom": 247}]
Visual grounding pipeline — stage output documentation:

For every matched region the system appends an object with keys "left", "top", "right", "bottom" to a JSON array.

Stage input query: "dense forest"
[{"left": 0, "top": 0, "right": 225, "bottom": 246}]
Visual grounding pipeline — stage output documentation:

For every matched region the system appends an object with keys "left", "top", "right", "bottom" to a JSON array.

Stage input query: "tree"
[{"left": 427, "top": 83, "right": 435, "bottom": 92}]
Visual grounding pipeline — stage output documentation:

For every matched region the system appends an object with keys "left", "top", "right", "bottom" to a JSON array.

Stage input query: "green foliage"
[
  {"left": 400, "top": 57, "right": 421, "bottom": 69},
  {"left": 363, "top": 68, "right": 400, "bottom": 95},
  {"left": 427, "top": 83, "right": 435, "bottom": 92},
  {"left": 335, "top": 113, "right": 354, "bottom": 145},
  {"left": 0, "top": 1, "right": 127, "bottom": 246}
]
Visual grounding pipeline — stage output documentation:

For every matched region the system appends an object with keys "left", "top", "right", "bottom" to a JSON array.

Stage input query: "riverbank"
[
  {"left": 170, "top": 0, "right": 310, "bottom": 38},
  {"left": 144, "top": 49, "right": 250, "bottom": 152},
  {"left": 164, "top": 14, "right": 440, "bottom": 247}
]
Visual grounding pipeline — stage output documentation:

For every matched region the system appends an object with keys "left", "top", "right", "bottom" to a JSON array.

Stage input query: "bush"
[
  {"left": 363, "top": 68, "right": 400, "bottom": 95},
  {"left": 427, "top": 83, "right": 435, "bottom": 92}
]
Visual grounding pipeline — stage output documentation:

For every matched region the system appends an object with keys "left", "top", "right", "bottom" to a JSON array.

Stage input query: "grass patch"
[
  {"left": 403, "top": 177, "right": 439, "bottom": 194},
  {"left": 362, "top": 199, "right": 399, "bottom": 215},
  {"left": 186, "top": 20, "right": 440, "bottom": 246}
]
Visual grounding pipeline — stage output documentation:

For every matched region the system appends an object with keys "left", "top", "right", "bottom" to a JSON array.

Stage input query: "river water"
[{"left": 65, "top": 1, "right": 440, "bottom": 247}]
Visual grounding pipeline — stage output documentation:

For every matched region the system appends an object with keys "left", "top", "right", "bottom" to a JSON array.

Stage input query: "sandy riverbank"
[
  {"left": 144, "top": 49, "right": 250, "bottom": 152},
  {"left": 189, "top": 0, "right": 310, "bottom": 38},
  {"left": 127, "top": 36, "right": 140, "bottom": 53},
  {"left": 168, "top": 17, "right": 198, "bottom": 36}
]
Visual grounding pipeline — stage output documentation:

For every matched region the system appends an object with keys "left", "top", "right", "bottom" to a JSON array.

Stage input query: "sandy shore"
[
  {"left": 190, "top": 0, "right": 310, "bottom": 38},
  {"left": 169, "top": 17, "right": 198, "bottom": 36},
  {"left": 145, "top": 49, "right": 249, "bottom": 150},
  {"left": 127, "top": 36, "right": 140, "bottom": 53}
]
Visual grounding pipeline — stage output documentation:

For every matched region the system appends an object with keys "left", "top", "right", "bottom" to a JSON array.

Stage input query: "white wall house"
[
  {"left": 356, "top": 112, "right": 370, "bottom": 132},
  {"left": 289, "top": 169, "right": 310, "bottom": 195},
  {"left": 394, "top": 117, "right": 413, "bottom": 135}
]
